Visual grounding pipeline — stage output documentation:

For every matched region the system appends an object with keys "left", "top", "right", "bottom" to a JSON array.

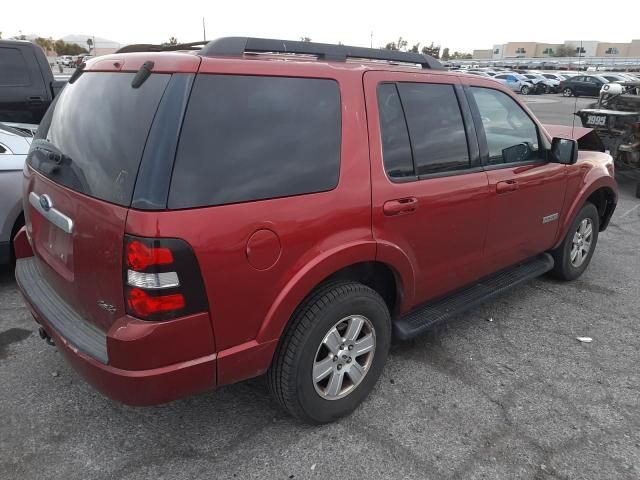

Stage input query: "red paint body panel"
[
  {"left": 16, "top": 51, "right": 618, "bottom": 406},
  {"left": 24, "top": 170, "right": 128, "bottom": 333},
  {"left": 484, "top": 162, "right": 567, "bottom": 271},
  {"left": 23, "top": 293, "right": 216, "bottom": 406}
]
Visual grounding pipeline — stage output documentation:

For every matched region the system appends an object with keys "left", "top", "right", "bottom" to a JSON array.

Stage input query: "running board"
[{"left": 394, "top": 253, "right": 554, "bottom": 340}]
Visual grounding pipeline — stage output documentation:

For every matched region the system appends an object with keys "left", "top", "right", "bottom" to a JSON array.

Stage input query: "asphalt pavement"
[{"left": 1, "top": 94, "right": 639, "bottom": 480}]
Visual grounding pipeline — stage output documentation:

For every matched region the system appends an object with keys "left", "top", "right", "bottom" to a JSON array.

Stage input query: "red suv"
[{"left": 15, "top": 37, "right": 617, "bottom": 423}]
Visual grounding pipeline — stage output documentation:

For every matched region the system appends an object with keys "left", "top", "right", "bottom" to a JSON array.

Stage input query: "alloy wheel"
[
  {"left": 312, "top": 315, "right": 376, "bottom": 400},
  {"left": 570, "top": 218, "right": 594, "bottom": 267}
]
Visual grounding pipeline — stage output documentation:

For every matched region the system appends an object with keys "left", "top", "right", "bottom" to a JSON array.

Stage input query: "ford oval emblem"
[{"left": 39, "top": 194, "right": 52, "bottom": 212}]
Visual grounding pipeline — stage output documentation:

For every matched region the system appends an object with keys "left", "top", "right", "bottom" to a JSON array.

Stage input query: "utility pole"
[
  {"left": 370, "top": 31, "right": 373, "bottom": 48},
  {"left": 202, "top": 17, "right": 206, "bottom": 42}
]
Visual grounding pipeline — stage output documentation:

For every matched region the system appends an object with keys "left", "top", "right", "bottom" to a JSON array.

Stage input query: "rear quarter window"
[{"left": 168, "top": 75, "right": 341, "bottom": 209}]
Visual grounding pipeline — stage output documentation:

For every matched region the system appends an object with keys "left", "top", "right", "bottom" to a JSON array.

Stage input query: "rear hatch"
[{"left": 24, "top": 69, "right": 172, "bottom": 332}]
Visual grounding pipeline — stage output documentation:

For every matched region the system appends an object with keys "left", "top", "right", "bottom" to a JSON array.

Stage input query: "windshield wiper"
[{"left": 29, "top": 139, "right": 73, "bottom": 174}]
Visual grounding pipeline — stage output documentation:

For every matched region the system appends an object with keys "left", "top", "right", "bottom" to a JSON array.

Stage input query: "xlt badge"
[{"left": 542, "top": 213, "right": 559, "bottom": 224}]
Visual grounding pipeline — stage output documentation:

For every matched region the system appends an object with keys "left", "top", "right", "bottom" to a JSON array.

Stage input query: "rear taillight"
[{"left": 124, "top": 235, "right": 208, "bottom": 321}]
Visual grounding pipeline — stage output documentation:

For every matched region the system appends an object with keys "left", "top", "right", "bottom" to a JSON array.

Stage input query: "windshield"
[{"left": 29, "top": 72, "right": 170, "bottom": 206}]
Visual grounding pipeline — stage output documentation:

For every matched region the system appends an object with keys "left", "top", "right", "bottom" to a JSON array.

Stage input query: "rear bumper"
[{"left": 15, "top": 254, "right": 217, "bottom": 406}]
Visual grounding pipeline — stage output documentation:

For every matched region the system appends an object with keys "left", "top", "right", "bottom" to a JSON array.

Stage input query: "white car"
[
  {"left": 522, "top": 73, "right": 559, "bottom": 93},
  {"left": 0, "top": 123, "right": 34, "bottom": 264},
  {"left": 493, "top": 72, "right": 535, "bottom": 95}
]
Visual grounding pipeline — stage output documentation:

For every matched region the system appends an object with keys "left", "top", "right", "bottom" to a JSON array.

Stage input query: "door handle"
[
  {"left": 383, "top": 197, "right": 418, "bottom": 216},
  {"left": 496, "top": 180, "right": 519, "bottom": 194}
]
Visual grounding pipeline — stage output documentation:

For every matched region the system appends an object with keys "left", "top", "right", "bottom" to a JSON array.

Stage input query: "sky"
[{"left": 3, "top": 0, "right": 640, "bottom": 52}]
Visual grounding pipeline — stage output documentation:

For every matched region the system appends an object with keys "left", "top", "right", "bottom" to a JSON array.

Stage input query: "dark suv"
[{"left": 15, "top": 37, "right": 617, "bottom": 423}]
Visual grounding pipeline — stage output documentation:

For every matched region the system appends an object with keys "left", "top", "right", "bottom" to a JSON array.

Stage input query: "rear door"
[
  {"left": 364, "top": 71, "right": 492, "bottom": 305},
  {"left": 24, "top": 71, "right": 172, "bottom": 332},
  {"left": 466, "top": 85, "right": 567, "bottom": 271}
]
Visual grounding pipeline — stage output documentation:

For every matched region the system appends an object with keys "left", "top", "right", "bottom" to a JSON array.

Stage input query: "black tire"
[
  {"left": 521, "top": 85, "right": 530, "bottom": 95},
  {"left": 562, "top": 87, "right": 573, "bottom": 97},
  {"left": 267, "top": 281, "right": 391, "bottom": 424},
  {"left": 550, "top": 203, "right": 600, "bottom": 281}
]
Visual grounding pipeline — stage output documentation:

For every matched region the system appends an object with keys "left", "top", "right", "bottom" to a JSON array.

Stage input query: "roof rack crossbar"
[
  {"left": 199, "top": 37, "right": 443, "bottom": 69},
  {"left": 115, "top": 41, "right": 208, "bottom": 54}
]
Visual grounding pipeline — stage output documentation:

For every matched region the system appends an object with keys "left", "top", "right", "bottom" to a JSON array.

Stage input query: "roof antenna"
[{"left": 571, "top": 40, "right": 583, "bottom": 139}]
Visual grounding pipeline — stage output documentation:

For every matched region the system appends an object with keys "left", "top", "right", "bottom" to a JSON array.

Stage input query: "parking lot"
[{"left": 1, "top": 95, "right": 639, "bottom": 480}]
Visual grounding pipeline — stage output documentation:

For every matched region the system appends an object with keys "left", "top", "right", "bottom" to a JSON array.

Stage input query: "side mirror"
[{"left": 551, "top": 137, "right": 578, "bottom": 165}]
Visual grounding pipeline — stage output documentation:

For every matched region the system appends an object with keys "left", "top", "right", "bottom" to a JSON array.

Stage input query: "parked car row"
[
  {"left": 454, "top": 66, "right": 640, "bottom": 97},
  {"left": 55, "top": 53, "right": 93, "bottom": 67}
]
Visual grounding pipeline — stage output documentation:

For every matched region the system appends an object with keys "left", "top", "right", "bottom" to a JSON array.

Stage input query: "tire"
[
  {"left": 550, "top": 203, "right": 600, "bottom": 281},
  {"left": 521, "top": 85, "right": 530, "bottom": 95},
  {"left": 268, "top": 281, "right": 391, "bottom": 424},
  {"left": 563, "top": 87, "right": 573, "bottom": 97}
]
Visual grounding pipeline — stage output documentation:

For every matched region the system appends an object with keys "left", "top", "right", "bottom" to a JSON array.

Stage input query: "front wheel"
[
  {"left": 550, "top": 203, "right": 600, "bottom": 281},
  {"left": 268, "top": 281, "right": 391, "bottom": 423},
  {"left": 521, "top": 85, "right": 531, "bottom": 95},
  {"left": 563, "top": 87, "right": 573, "bottom": 97}
]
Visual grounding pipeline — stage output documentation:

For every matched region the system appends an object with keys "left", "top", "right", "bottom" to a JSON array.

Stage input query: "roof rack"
[
  {"left": 199, "top": 37, "right": 443, "bottom": 70},
  {"left": 115, "top": 41, "right": 208, "bottom": 54}
]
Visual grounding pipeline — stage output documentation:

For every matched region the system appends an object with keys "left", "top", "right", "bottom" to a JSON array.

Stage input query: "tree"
[
  {"left": 34, "top": 37, "right": 54, "bottom": 55},
  {"left": 450, "top": 51, "right": 472, "bottom": 60},
  {"left": 409, "top": 43, "right": 420, "bottom": 53},
  {"left": 53, "top": 39, "right": 88, "bottom": 56},
  {"left": 300, "top": 37, "right": 311, "bottom": 43},
  {"left": 555, "top": 45, "right": 574, "bottom": 57},
  {"left": 86, "top": 37, "right": 93, "bottom": 53},
  {"left": 384, "top": 37, "right": 408, "bottom": 51},
  {"left": 441, "top": 47, "right": 450, "bottom": 61},
  {"left": 0, "top": 32, "right": 3, "bottom": 40},
  {"left": 421, "top": 42, "right": 440, "bottom": 59}
]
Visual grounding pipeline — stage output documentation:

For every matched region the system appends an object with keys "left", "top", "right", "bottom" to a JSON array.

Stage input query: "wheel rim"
[
  {"left": 312, "top": 315, "right": 376, "bottom": 400},
  {"left": 522, "top": 86, "right": 529, "bottom": 95},
  {"left": 570, "top": 218, "right": 594, "bottom": 268},
  {"left": 564, "top": 88, "right": 572, "bottom": 96}
]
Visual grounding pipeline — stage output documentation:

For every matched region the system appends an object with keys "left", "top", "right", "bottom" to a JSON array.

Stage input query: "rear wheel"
[
  {"left": 521, "top": 85, "right": 531, "bottom": 95},
  {"left": 268, "top": 281, "right": 391, "bottom": 423},
  {"left": 563, "top": 87, "right": 573, "bottom": 97},
  {"left": 551, "top": 203, "right": 599, "bottom": 281}
]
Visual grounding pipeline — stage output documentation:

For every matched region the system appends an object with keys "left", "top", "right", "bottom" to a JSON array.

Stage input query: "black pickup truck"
[{"left": 0, "top": 40, "right": 66, "bottom": 124}]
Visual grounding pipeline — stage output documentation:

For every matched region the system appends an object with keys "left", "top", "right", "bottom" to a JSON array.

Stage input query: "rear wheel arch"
[{"left": 257, "top": 255, "right": 405, "bottom": 346}]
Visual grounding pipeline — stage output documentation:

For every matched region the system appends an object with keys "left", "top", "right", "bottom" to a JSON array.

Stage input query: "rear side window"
[
  {"left": 168, "top": 75, "right": 341, "bottom": 209},
  {"left": 0, "top": 47, "right": 30, "bottom": 86},
  {"left": 31, "top": 72, "right": 170, "bottom": 206},
  {"left": 396, "top": 83, "right": 470, "bottom": 175},
  {"left": 377, "top": 84, "right": 414, "bottom": 179}
]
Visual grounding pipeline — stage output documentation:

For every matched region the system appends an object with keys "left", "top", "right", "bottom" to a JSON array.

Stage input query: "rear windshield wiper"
[{"left": 29, "top": 139, "right": 73, "bottom": 174}]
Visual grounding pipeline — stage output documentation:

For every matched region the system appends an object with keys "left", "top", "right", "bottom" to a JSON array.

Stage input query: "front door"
[
  {"left": 364, "top": 71, "right": 492, "bottom": 305},
  {"left": 466, "top": 85, "right": 567, "bottom": 271}
]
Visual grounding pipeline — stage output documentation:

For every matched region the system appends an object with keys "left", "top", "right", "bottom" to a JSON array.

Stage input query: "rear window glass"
[
  {"left": 168, "top": 74, "right": 341, "bottom": 209},
  {"left": 0, "top": 47, "right": 30, "bottom": 86},
  {"left": 30, "top": 72, "right": 170, "bottom": 206}
]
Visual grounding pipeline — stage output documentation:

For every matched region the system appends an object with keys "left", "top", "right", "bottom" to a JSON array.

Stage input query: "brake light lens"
[
  {"left": 127, "top": 288, "right": 185, "bottom": 317},
  {"left": 124, "top": 235, "right": 208, "bottom": 321},
  {"left": 126, "top": 240, "right": 173, "bottom": 270}
]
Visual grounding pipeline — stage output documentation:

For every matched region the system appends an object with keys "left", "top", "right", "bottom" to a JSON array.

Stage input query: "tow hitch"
[{"left": 38, "top": 327, "right": 55, "bottom": 346}]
